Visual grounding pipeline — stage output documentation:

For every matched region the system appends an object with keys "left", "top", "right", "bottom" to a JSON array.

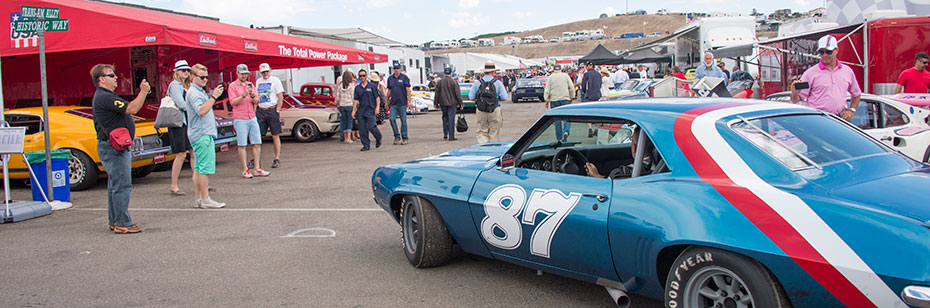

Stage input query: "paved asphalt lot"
[{"left": 0, "top": 100, "right": 662, "bottom": 307}]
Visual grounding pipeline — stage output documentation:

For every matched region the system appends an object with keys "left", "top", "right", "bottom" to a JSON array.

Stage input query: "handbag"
[
  {"left": 154, "top": 96, "right": 185, "bottom": 128},
  {"left": 456, "top": 115, "right": 468, "bottom": 133},
  {"left": 108, "top": 127, "right": 133, "bottom": 151}
]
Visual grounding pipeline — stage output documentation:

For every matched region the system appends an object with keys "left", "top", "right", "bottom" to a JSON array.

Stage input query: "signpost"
[{"left": 11, "top": 5, "right": 68, "bottom": 201}]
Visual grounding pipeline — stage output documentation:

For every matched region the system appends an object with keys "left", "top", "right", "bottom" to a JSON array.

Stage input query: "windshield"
[
  {"left": 517, "top": 79, "right": 543, "bottom": 87},
  {"left": 619, "top": 80, "right": 640, "bottom": 91},
  {"left": 731, "top": 114, "right": 888, "bottom": 169}
]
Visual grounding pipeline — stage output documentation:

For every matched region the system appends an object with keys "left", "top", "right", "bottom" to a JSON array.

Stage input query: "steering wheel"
[{"left": 552, "top": 148, "right": 588, "bottom": 176}]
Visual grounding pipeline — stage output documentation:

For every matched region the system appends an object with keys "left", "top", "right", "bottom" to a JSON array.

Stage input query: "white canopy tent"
[{"left": 438, "top": 53, "right": 544, "bottom": 74}]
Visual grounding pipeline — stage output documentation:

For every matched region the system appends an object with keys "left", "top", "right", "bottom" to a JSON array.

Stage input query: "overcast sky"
[{"left": 122, "top": 0, "right": 822, "bottom": 44}]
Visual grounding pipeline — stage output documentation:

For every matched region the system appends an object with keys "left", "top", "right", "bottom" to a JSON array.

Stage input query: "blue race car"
[
  {"left": 371, "top": 99, "right": 930, "bottom": 308},
  {"left": 512, "top": 79, "right": 545, "bottom": 102}
]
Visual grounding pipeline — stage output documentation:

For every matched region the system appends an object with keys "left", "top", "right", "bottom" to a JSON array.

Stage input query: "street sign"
[
  {"left": 13, "top": 19, "right": 69, "bottom": 34},
  {"left": 20, "top": 6, "right": 60, "bottom": 19}
]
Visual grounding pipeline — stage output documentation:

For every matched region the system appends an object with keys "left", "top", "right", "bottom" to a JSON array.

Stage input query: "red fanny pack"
[{"left": 108, "top": 127, "right": 133, "bottom": 151}]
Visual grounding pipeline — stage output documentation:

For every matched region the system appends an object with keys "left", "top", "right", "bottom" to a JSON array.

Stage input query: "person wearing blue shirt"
[
  {"left": 694, "top": 51, "right": 729, "bottom": 84},
  {"left": 385, "top": 63, "right": 412, "bottom": 145},
  {"left": 352, "top": 69, "right": 383, "bottom": 151},
  {"left": 469, "top": 61, "right": 509, "bottom": 143}
]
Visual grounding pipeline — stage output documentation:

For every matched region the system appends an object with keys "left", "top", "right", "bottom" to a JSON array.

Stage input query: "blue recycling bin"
[{"left": 25, "top": 150, "right": 71, "bottom": 202}]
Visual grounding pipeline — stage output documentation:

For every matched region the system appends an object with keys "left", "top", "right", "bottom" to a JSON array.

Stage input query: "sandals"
[{"left": 170, "top": 189, "right": 186, "bottom": 196}]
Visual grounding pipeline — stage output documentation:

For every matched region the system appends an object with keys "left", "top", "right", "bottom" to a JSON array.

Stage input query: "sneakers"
[
  {"left": 253, "top": 168, "right": 270, "bottom": 177},
  {"left": 111, "top": 224, "right": 143, "bottom": 234},
  {"left": 247, "top": 159, "right": 254, "bottom": 169},
  {"left": 272, "top": 159, "right": 280, "bottom": 168},
  {"left": 401, "top": 140, "right": 408, "bottom": 145},
  {"left": 242, "top": 170, "right": 254, "bottom": 179},
  {"left": 198, "top": 197, "right": 226, "bottom": 209},
  {"left": 393, "top": 138, "right": 401, "bottom": 145},
  {"left": 360, "top": 147, "right": 370, "bottom": 151}
]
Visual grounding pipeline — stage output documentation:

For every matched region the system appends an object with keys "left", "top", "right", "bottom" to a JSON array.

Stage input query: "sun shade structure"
[
  {"left": 2, "top": 0, "right": 388, "bottom": 68},
  {"left": 578, "top": 44, "right": 623, "bottom": 65},
  {"left": 618, "top": 48, "right": 672, "bottom": 64}
]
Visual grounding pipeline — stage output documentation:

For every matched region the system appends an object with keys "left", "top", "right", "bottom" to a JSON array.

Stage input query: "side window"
[
  {"left": 6, "top": 114, "right": 43, "bottom": 135},
  {"left": 320, "top": 87, "right": 332, "bottom": 97},
  {"left": 312, "top": 87, "right": 322, "bottom": 96},
  {"left": 848, "top": 102, "right": 877, "bottom": 130},
  {"left": 879, "top": 102, "right": 908, "bottom": 127},
  {"left": 302, "top": 87, "right": 312, "bottom": 95}
]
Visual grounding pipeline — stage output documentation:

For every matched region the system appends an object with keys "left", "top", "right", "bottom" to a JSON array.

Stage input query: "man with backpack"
[{"left": 469, "top": 61, "right": 509, "bottom": 143}]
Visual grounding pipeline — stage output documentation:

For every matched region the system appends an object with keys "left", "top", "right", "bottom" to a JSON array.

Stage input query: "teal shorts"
[{"left": 191, "top": 135, "right": 216, "bottom": 174}]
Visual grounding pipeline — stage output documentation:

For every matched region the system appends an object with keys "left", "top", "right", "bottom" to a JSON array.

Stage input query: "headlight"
[{"left": 329, "top": 112, "right": 339, "bottom": 122}]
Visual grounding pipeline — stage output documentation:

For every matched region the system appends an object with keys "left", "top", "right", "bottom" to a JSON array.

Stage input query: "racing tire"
[
  {"left": 400, "top": 195, "right": 455, "bottom": 268},
  {"left": 292, "top": 120, "right": 319, "bottom": 143},
  {"left": 68, "top": 149, "right": 98, "bottom": 191},
  {"left": 665, "top": 247, "right": 791, "bottom": 308},
  {"left": 131, "top": 164, "right": 155, "bottom": 178}
]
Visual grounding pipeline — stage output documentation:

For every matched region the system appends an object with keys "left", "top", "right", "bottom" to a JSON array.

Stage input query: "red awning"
[{"left": 2, "top": 0, "right": 388, "bottom": 69}]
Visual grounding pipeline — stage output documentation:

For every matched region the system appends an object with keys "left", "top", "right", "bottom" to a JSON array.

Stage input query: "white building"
[
  {"left": 429, "top": 53, "right": 544, "bottom": 75},
  {"left": 259, "top": 26, "right": 427, "bottom": 92}
]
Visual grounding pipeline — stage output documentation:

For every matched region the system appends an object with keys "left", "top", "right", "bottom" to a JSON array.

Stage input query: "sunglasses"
[
  {"left": 922, "top": 61, "right": 929, "bottom": 65},
  {"left": 817, "top": 49, "right": 834, "bottom": 55},
  {"left": 359, "top": 74, "right": 367, "bottom": 77},
  {"left": 178, "top": 69, "right": 191, "bottom": 73},
  {"left": 196, "top": 75, "right": 209, "bottom": 80},
  {"left": 103, "top": 73, "right": 117, "bottom": 78}
]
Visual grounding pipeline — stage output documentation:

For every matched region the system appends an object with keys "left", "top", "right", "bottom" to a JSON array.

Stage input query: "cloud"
[
  {"left": 459, "top": 0, "right": 480, "bottom": 8},
  {"left": 600, "top": 7, "right": 618, "bottom": 16},
  {"left": 123, "top": 0, "right": 316, "bottom": 27},
  {"left": 514, "top": 11, "right": 533, "bottom": 18},
  {"left": 442, "top": 11, "right": 490, "bottom": 28},
  {"left": 794, "top": 0, "right": 810, "bottom": 6}
]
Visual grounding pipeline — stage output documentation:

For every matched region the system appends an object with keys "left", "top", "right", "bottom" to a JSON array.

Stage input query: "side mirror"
[{"left": 497, "top": 154, "right": 516, "bottom": 171}]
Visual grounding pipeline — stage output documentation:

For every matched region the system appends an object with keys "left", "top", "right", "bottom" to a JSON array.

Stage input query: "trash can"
[{"left": 24, "top": 150, "right": 71, "bottom": 202}]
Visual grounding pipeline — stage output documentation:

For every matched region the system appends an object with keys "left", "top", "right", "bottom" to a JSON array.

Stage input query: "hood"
[
  {"left": 400, "top": 142, "right": 513, "bottom": 170},
  {"left": 829, "top": 170, "right": 930, "bottom": 224}
]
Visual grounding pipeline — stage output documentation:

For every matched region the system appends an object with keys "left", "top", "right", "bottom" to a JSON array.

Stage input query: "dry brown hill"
[{"left": 426, "top": 14, "right": 687, "bottom": 58}]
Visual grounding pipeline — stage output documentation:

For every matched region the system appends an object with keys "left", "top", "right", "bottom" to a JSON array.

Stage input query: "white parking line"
[{"left": 69, "top": 208, "right": 382, "bottom": 212}]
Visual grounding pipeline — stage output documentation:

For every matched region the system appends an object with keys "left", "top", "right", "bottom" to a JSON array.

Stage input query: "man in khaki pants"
[{"left": 469, "top": 61, "right": 509, "bottom": 143}]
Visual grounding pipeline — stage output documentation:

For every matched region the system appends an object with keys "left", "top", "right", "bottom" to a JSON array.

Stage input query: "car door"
[
  {"left": 467, "top": 117, "right": 619, "bottom": 281},
  {"left": 860, "top": 98, "right": 909, "bottom": 147}
]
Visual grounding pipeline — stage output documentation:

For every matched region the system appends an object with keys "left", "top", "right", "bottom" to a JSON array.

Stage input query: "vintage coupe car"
[
  {"left": 512, "top": 79, "right": 545, "bottom": 102},
  {"left": 214, "top": 94, "right": 339, "bottom": 142},
  {"left": 3, "top": 107, "right": 172, "bottom": 190},
  {"left": 459, "top": 83, "right": 476, "bottom": 112},
  {"left": 766, "top": 92, "right": 930, "bottom": 162},
  {"left": 372, "top": 99, "right": 930, "bottom": 307}
]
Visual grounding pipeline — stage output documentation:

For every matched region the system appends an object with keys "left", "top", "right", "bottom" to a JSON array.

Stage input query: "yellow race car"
[{"left": 3, "top": 106, "right": 173, "bottom": 191}]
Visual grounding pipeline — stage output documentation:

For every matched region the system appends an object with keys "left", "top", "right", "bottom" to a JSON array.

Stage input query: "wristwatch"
[{"left": 847, "top": 107, "right": 856, "bottom": 112}]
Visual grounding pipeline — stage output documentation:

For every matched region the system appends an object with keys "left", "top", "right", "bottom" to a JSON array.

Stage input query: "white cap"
[
  {"left": 174, "top": 60, "right": 190, "bottom": 71},
  {"left": 259, "top": 63, "right": 271, "bottom": 72},
  {"left": 818, "top": 35, "right": 838, "bottom": 50},
  {"left": 236, "top": 64, "right": 249, "bottom": 74}
]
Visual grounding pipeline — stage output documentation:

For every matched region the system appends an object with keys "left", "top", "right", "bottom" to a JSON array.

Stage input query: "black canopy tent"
[
  {"left": 618, "top": 48, "right": 672, "bottom": 64},
  {"left": 578, "top": 44, "right": 623, "bottom": 64}
]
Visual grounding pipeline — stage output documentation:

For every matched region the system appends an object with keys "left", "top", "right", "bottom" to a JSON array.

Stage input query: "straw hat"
[
  {"left": 369, "top": 73, "right": 381, "bottom": 82},
  {"left": 481, "top": 61, "right": 497, "bottom": 73}
]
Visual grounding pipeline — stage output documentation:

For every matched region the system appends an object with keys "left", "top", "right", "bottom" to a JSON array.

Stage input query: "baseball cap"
[
  {"left": 174, "top": 60, "right": 190, "bottom": 71},
  {"left": 392, "top": 62, "right": 402, "bottom": 69},
  {"left": 443, "top": 67, "right": 452, "bottom": 74},
  {"left": 259, "top": 63, "right": 271, "bottom": 72},
  {"left": 236, "top": 64, "right": 249, "bottom": 74},
  {"left": 817, "top": 35, "right": 838, "bottom": 51},
  {"left": 585, "top": 61, "right": 594, "bottom": 66}
]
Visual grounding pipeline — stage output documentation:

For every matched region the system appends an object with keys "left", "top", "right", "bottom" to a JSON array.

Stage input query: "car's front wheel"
[
  {"left": 665, "top": 247, "right": 791, "bottom": 308},
  {"left": 292, "top": 120, "right": 319, "bottom": 143},
  {"left": 401, "top": 195, "right": 455, "bottom": 268},
  {"left": 68, "top": 149, "right": 98, "bottom": 191}
]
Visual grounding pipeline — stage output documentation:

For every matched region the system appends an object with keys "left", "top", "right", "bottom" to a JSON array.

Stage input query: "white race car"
[
  {"left": 766, "top": 92, "right": 930, "bottom": 162},
  {"left": 412, "top": 84, "right": 437, "bottom": 112}
]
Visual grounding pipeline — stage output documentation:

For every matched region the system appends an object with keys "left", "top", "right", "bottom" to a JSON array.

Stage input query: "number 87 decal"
[{"left": 480, "top": 184, "right": 582, "bottom": 258}]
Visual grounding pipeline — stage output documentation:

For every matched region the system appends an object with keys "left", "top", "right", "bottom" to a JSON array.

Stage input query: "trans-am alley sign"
[{"left": 278, "top": 45, "right": 348, "bottom": 62}]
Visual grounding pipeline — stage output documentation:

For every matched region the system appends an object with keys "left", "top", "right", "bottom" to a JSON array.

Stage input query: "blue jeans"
[
  {"left": 550, "top": 100, "right": 571, "bottom": 139},
  {"left": 97, "top": 140, "right": 133, "bottom": 227},
  {"left": 389, "top": 104, "right": 408, "bottom": 140},
  {"left": 339, "top": 106, "right": 354, "bottom": 132},
  {"left": 357, "top": 114, "right": 382, "bottom": 148},
  {"left": 440, "top": 105, "right": 457, "bottom": 139}
]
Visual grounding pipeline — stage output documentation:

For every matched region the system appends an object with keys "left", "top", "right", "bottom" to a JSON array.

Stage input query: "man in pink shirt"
[
  {"left": 228, "top": 64, "right": 270, "bottom": 178},
  {"left": 790, "top": 35, "right": 862, "bottom": 120}
]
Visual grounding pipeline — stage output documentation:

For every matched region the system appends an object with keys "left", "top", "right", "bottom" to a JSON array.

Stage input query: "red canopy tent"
[{"left": 2, "top": 0, "right": 387, "bottom": 111}]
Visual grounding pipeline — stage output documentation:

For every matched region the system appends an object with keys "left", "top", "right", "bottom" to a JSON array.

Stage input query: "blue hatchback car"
[
  {"left": 372, "top": 99, "right": 930, "bottom": 308},
  {"left": 512, "top": 79, "right": 545, "bottom": 102}
]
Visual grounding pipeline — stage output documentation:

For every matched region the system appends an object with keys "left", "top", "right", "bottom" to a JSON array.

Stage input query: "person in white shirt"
[
  {"left": 610, "top": 66, "right": 629, "bottom": 88},
  {"left": 254, "top": 63, "right": 284, "bottom": 169}
]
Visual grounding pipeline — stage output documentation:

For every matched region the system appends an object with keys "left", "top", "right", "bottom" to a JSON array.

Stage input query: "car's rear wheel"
[
  {"left": 401, "top": 195, "right": 455, "bottom": 268},
  {"left": 68, "top": 149, "right": 98, "bottom": 191},
  {"left": 665, "top": 247, "right": 791, "bottom": 308},
  {"left": 293, "top": 120, "right": 319, "bottom": 143}
]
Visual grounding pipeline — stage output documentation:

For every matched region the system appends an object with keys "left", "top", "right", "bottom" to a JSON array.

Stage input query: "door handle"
[
  {"left": 582, "top": 193, "right": 608, "bottom": 202},
  {"left": 880, "top": 136, "right": 892, "bottom": 141}
]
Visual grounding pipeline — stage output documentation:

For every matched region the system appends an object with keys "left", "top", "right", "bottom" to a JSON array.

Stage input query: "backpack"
[{"left": 475, "top": 79, "right": 498, "bottom": 112}]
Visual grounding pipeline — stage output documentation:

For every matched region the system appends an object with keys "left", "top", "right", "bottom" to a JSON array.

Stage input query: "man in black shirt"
[{"left": 91, "top": 63, "right": 150, "bottom": 234}]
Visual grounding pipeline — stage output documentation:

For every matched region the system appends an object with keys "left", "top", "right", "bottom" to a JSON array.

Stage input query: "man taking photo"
[{"left": 791, "top": 35, "right": 862, "bottom": 121}]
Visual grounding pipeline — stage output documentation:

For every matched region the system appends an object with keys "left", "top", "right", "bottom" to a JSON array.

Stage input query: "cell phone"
[{"left": 794, "top": 82, "right": 810, "bottom": 90}]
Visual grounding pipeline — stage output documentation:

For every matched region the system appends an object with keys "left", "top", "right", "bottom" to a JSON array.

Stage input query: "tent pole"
[{"left": 38, "top": 17, "right": 53, "bottom": 201}]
